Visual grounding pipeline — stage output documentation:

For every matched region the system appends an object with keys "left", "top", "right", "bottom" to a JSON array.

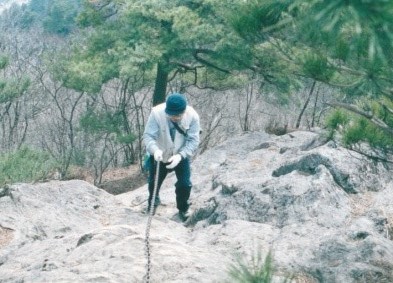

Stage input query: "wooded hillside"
[{"left": 0, "top": 0, "right": 392, "bottom": 187}]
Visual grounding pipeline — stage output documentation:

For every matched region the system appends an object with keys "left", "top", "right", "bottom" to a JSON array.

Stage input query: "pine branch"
[
  {"left": 193, "top": 50, "right": 231, "bottom": 74},
  {"left": 326, "top": 101, "right": 393, "bottom": 135},
  {"left": 379, "top": 103, "right": 393, "bottom": 116},
  {"left": 349, "top": 146, "right": 393, "bottom": 164},
  {"left": 88, "top": 0, "right": 118, "bottom": 18}
]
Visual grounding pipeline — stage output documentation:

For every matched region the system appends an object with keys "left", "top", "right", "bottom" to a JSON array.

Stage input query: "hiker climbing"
[{"left": 143, "top": 93, "right": 200, "bottom": 221}]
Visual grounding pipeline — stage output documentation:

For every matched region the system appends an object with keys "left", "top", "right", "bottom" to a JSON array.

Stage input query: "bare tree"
[
  {"left": 296, "top": 80, "right": 316, "bottom": 129},
  {"left": 0, "top": 31, "right": 44, "bottom": 152}
]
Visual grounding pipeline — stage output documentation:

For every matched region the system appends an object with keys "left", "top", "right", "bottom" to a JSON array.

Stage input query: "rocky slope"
[{"left": 1, "top": 130, "right": 393, "bottom": 282}]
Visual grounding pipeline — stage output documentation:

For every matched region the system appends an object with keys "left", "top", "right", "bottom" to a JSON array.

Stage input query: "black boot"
[
  {"left": 178, "top": 209, "right": 190, "bottom": 222},
  {"left": 146, "top": 196, "right": 161, "bottom": 215}
]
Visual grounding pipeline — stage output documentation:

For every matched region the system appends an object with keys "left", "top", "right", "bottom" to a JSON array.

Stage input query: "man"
[{"left": 143, "top": 93, "right": 200, "bottom": 221}]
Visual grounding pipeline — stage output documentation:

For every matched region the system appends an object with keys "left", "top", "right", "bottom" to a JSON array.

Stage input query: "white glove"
[
  {"left": 166, "top": 154, "right": 182, "bottom": 169},
  {"left": 153, "top": 149, "right": 163, "bottom": 162}
]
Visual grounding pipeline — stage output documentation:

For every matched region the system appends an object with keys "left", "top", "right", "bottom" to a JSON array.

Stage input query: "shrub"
[
  {"left": 227, "top": 249, "right": 293, "bottom": 283},
  {"left": 0, "top": 147, "right": 58, "bottom": 186},
  {"left": 326, "top": 109, "right": 350, "bottom": 130},
  {"left": 343, "top": 117, "right": 393, "bottom": 149},
  {"left": 228, "top": 250, "right": 272, "bottom": 283}
]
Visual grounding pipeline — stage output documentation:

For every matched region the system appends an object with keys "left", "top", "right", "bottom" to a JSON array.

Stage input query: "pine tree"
[{"left": 231, "top": 0, "right": 393, "bottom": 152}]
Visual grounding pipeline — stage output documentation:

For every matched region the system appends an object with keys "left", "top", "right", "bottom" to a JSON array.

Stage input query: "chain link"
[{"left": 144, "top": 160, "right": 160, "bottom": 283}]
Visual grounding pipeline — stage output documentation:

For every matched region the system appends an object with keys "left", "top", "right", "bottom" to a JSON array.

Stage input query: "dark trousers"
[{"left": 147, "top": 155, "right": 192, "bottom": 212}]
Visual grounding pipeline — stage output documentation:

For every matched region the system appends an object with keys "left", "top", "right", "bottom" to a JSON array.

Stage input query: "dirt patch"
[
  {"left": 99, "top": 173, "right": 147, "bottom": 195},
  {"left": 0, "top": 226, "right": 14, "bottom": 249},
  {"left": 98, "top": 165, "right": 148, "bottom": 195},
  {"left": 65, "top": 164, "right": 148, "bottom": 195}
]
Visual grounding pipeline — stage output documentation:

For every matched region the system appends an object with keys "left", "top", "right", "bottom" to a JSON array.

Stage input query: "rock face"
[{"left": 1, "top": 130, "right": 393, "bottom": 282}]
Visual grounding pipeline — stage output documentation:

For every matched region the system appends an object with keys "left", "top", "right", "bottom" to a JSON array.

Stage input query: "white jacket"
[{"left": 143, "top": 103, "right": 200, "bottom": 162}]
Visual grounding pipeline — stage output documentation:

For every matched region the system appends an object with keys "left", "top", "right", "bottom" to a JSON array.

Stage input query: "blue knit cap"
[{"left": 165, "top": 93, "right": 187, "bottom": 115}]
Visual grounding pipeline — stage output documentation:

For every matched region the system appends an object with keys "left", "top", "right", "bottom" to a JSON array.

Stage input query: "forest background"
[{"left": 0, "top": 0, "right": 392, "bottom": 190}]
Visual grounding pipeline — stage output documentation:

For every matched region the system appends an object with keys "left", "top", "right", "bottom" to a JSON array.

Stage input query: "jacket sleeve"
[
  {"left": 143, "top": 112, "right": 160, "bottom": 155},
  {"left": 178, "top": 112, "right": 200, "bottom": 159}
]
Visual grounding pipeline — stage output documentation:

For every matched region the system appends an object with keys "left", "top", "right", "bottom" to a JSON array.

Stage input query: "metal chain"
[{"left": 144, "top": 160, "right": 160, "bottom": 283}]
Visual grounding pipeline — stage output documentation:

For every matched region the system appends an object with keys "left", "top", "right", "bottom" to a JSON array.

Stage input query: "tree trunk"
[
  {"left": 311, "top": 85, "right": 320, "bottom": 128},
  {"left": 296, "top": 80, "right": 316, "bottom": 129},
  {"left": 153, "top": 62, "right": 169, "bottom": 106}
]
